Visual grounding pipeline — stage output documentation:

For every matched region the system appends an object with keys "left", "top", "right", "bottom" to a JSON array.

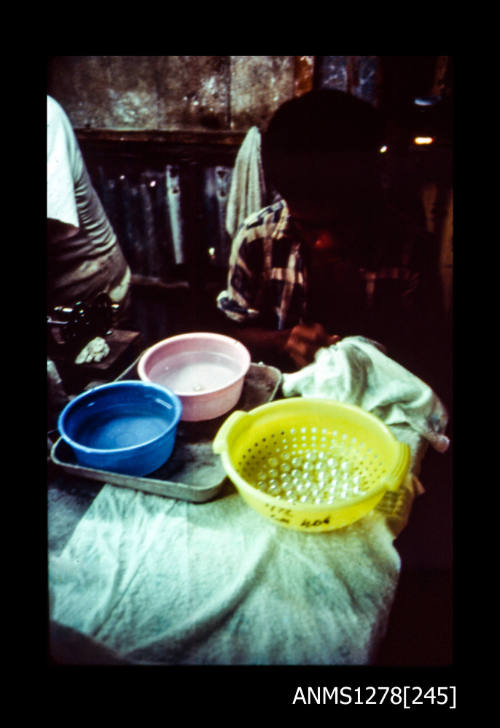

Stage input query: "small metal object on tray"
[{"left": 50, "top": 361, "right": 282, "bottom": 502}]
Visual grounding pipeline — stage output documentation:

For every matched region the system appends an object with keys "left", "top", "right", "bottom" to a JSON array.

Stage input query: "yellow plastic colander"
[{"left": 213, "top": 397, "right": 410, "bottom": 532}]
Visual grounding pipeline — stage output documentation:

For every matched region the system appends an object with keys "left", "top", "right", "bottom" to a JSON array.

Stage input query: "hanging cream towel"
[{"left": 225, "top": 126, "right": 267, "bottom": 240}]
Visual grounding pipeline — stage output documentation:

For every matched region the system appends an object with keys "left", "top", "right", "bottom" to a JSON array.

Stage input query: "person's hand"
[{"left": 284, "top": 323, "right": 340, "bottom": 368}]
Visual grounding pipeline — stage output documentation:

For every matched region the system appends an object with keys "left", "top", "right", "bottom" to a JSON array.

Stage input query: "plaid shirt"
[{"left": 217, "top": 199, "right": 422, "bottom": 333}]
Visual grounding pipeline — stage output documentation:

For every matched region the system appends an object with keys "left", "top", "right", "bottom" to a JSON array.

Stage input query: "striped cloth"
[{"left": 217, "top": 199, "right": 422, "bottom": 333}]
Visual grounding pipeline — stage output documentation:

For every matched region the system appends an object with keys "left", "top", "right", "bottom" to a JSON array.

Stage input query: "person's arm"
[
  {"left": 285, "top": 323, "right": 340, "bottom": 368},
  {"left": 217, "top": 220, "right": 339, "bottom": 369},
  {"left": 220, "top": 315, "right": 339, "bottom": 370},
  {"left": 224, "top": 322, "right": 291, "bottom": 364}
]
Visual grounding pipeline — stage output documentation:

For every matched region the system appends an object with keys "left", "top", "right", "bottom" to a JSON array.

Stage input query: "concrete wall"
[{"left": 47, "top": 56, "right": 296, "bottom": 132}]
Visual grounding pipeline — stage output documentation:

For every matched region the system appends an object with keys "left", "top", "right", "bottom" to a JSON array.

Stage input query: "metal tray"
[{"left": 50, "top": 361, "right": 282, "bottom": 502}]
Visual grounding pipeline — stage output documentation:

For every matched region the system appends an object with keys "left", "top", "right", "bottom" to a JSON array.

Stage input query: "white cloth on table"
[
  {"left": 49, "top": 484, "right": 411, "bottom": 666},
  {"left": 282, "top": 336, "right": 449, "bottom": 455},
  {"left": 48, "top": 338, "right": 448, "bottom": 666}
]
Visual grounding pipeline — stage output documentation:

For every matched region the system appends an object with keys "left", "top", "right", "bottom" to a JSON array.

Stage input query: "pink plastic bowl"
[{"left": 137, "top": 332, "right": 251, "bottom": 422}]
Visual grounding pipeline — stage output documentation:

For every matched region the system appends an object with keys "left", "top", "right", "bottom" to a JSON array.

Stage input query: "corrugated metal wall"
[
  {"left": 93, "top": 163, "right": 233, "bottom": 279},
  {"left": 88, "top": 157, "right": 236, "bottom": 346}
]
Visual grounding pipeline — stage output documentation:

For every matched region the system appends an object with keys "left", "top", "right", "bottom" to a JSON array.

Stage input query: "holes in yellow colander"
[{"left": 234, "top": 425, "right": 383, "bottom": 506}]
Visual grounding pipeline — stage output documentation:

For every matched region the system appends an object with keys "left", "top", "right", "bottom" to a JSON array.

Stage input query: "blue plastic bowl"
[{"left": 57, "top": 380, "right": 183, "bottom": 476}]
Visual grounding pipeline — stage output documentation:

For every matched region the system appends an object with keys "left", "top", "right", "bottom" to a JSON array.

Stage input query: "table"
[{"left": 48, "top": 338, "right": 438, "bottom": 666}]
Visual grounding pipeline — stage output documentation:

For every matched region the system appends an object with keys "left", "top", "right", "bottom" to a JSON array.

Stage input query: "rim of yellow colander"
[{"left": 213, "top": 397, "right": 411, "bottom": 508}]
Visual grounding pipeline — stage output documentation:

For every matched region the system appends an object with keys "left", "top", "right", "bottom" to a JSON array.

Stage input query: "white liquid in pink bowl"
[{"left": 147, "top": 351, "right": 242, "bottom": 394}]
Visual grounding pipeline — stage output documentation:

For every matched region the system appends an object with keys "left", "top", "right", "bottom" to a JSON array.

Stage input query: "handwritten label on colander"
[
  {"left": 263, "top": 503, "right": 293, "bottom": 525},
  {"left": 299, "top": 516, "right": 331, "bottom": 528},
  {"left": 262, "top": 502, "right": 331, "bottom": 529}
]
